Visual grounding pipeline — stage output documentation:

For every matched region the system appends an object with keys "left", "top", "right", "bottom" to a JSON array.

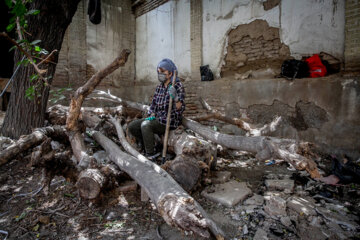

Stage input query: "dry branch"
[
  {"left": 0, "top": 126, "right": 66, "bottom": 167},
  {"left": 87, "top": 94, "right": 320, "bottom": 178},
  {"left": 193, "top": 98, "right": 282, "bottom": 136},
  {"left": 66, "top": 49, "right": 131, "bottom": 169},
  {"left": 91, "top": 125, "right": 225, "bottom": 239}
]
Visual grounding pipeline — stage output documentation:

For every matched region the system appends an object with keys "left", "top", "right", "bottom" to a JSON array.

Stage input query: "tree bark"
[
  {"left": 1, "top": 0, "right": 81, "bottom": 139},
  {"left": 0, "top": 125, "right": 66, "bottom": 167},
  {"left": 89, "top": 95, "right": 321, "bottom": 179},
  {"left": 183, "top": 118, "right": 321, "bottom": 178},
  {"left": 91, "top": 130, "right": 225, "bottom": 239},
  {"left": 193, "top": 98, "right": 282, "bottom": 136},
  {"left": 66, "top": 49, "right": 131, "bottom": 169}
]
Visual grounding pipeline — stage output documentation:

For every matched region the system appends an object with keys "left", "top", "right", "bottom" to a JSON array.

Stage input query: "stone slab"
[
  {"left": 287, "top": 196, "right": 316, "bottom": 216},
  {"left": 211, "top": 171, "right": 231, "bottom": 184},
  {"left": 244, "top": 194, "right": 264, "bottom": 206},
  {"left": 201, "top": 180, "right": 252, "bottom": 207},
  {"left": 265, "top": 179, "right": 294, "bottom": 193}
]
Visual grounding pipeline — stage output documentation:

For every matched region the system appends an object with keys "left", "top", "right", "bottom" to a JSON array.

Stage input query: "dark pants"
[{"left": 128, "top": 118, "right": 166, "bottom": 154}]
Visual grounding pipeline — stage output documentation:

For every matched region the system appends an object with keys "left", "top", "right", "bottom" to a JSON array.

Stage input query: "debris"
[
  {"left": 201, "top": 180, "right": 252, "bottom": 207},
  {"left": 287, "top": 196, "right": 316, "bottom": 216},
  {"left": 244, "top": 194, "right": 264, "bottom": 206},
  {"left": 243, "top": 224, "right": 248, "bottom": 235},
  {"left": 38, "top": 215, "right": 50, "bottom": 225},
  {"left": 265, "top": 179, "right": 294, "bottom": 193},
  {"left": 253, "top": 228, "right": 268, "bottom": 240},
  {"left": 264, "top": 196, "right": 287, "bottom": 217},
  {"left": 211, "top": 171, "right": 231, "bottom": 184}
]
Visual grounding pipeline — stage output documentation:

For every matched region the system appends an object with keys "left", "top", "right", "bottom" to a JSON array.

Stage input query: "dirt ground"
[{"left": 0, "top": 110, "right": 360, "bottom": 240}]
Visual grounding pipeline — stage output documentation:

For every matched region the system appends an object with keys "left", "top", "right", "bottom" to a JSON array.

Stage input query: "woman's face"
[{"left": 158, "top": 67, "right": 172, "bottom": 80}]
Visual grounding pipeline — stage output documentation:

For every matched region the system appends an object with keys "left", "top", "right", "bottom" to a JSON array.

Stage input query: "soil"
[{"left": 0, "top": 111, "right": 360, "bottom": 240}]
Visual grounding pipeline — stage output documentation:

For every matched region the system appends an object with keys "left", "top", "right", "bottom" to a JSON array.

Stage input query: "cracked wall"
[
  {"left": 221, "top": 19, "right": 290, "bottom": 76},
  {"left": 184, "top": 77, "right": 360, "bottom": 158}
]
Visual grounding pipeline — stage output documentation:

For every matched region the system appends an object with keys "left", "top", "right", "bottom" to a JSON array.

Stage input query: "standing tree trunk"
[{"left": 1, "top": 0, "right": 81, "bottom": 139}]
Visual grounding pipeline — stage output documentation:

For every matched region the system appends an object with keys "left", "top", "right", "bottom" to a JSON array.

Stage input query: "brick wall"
[
  {"left": 221, "top": 19, "right": 290, "bottom": 75},
  {"left": 190, "top": 0, "right": 202, "bottom": 80},
  {"left": 345, "top": 0, "right": 360, "bottom": 71},
  {"left": 53, "top": 0, "right": 87, "bottom": 88},
  {"left": 133, "top": 0, "right": 169, "bottom": 18}
]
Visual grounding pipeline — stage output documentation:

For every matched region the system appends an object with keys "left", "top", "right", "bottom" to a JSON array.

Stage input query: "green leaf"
[
  {"left": 25, "top": 86, "right": 35, "bottom": 100},
  {"left": 12, "top": 2, "right": 27, "bottom": 17},
  {"left": 6, "top": 23, "right": 16, "bottom": 32},
  {"left": 64, "top": 193, "right": 75, "bottom": 198},
  {"left": 5, "top": 0, "right": 13, "bottom": 8},
  {"left": 33, "top": 224, "right": 39, "bottom": 231},
  {"left": 9, "top": 45, "right": 17, "bottom": 52},
  {"left": 26, "top": 9, "right": 40, "bottom": 15},
  {"left": 30, "top": 74, "right": 39, "bottom": 82},
  {"left": 35, "top": 46, "right": 41, "bottom": 52},
  {"left": 30, "top": 40, "right": 41, "bottom": 45}
]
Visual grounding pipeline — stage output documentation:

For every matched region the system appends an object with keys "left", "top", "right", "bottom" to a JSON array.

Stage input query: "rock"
[
  {"left": 280, "top": 216, "right": 292, "bottom": 227},
  {"left": 38, "top": 215, "right": 50, "bottom": 225},
  {"left": 243, "top": 224, "right": 248, "bottom": 235},
  {"left": 106, "top": 211, "right": 119, "bottom": 221},
  {"left": 93, "top": 150, "right": 109, "bottom": 164},
  {"left": 244, "top": 194, "right": 264, "bottom": 206},
  {"left": 244, "top": 205, "right": 257, "bottom": 214},
  {"left": 287, "top": 196, "right": 316, "bottom": 216},
  {"left": 264, "top": 196, "right": 287, "bottom": 217},
  {"left": 117, "top": 181, "right": 137, "bottom": 192},
  {"left": 265, "top": 179, "right": 294, "bottom": 193},
  {"left": 297, "top": 222, "right": 328, "bottom": 240},
  {"left": 211, "top": 171, "right": 231, "bottom": 184},
  {"left": 253, "top": 228, "right": 268, "bottom": 240},
  {"left": 201, "top": 180, "right": 252, "bottom": 207},
  {"left": 50, "top": 141, "right": 62, "bottom": 150}
]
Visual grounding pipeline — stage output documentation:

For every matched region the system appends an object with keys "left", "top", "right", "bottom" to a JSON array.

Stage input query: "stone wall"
[{"left": 345, "top": 0, "right": 360, "bottom": 71}]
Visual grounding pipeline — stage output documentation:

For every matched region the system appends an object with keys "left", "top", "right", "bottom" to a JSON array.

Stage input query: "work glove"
[
  {"left": 145, "top": 116, "right": 155, "bottom": 121},
  {"left": 168, "top": 85, "right": 179, "bottom": 102}
]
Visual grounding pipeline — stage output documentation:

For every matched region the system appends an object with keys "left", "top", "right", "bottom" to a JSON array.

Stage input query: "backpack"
[
  {"left": 200, "top": 65, "right": 214, "bottom": 81},
  {"left": 281, "top": 59, "right": 309, "bottom": 80},
  {"left": 306, "top": 54, "right": 327, "bottom": 78}
]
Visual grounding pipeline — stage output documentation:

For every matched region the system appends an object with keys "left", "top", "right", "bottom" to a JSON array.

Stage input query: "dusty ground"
[
  {"left": 1, "top": 148, "right": 360, "bottom": 240},
  {"left": 0, "top": 110, "right": 360, "bottom": 240}
]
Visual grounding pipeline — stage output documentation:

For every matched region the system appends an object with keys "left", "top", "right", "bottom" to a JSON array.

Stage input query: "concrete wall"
[
  {"left": 184, "top": 76, "right": 360, "bottom": 158},
  {"left": 344, "top": 0, "right": 360, "bottom": 71},
  {"left": 135, "top": 0, "right": 191, "bottom": 83},
  {"left": 136, "top": 0, "right": 345, "bottom": 79}
]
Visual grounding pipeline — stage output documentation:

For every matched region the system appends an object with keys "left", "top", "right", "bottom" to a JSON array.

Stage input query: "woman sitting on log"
[{"left": 128, "top": 58, "right": 185, "bottom": 161}]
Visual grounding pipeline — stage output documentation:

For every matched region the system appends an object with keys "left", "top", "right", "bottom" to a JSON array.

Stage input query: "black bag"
[
  {"left": 200, "top": 65, "right": 214, "bottom": 81},
  {"left": 281, "top": 59, "right": 309, "bottom": 79}
]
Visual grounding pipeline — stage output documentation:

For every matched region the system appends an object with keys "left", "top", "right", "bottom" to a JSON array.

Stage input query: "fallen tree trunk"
[
  {"left": 183, "top": 118, "right": 321, "bottom": 178},
  {"left": 0, "top": 126, "right": 66, "bottom": 167},
  {"left": 192, "top": 98, "right": 282, "bottom": 137},
  {"left": 85, "top": 94, "right": 321, "bottom": 179},
  {"left": 91, "top": 129, "right": 225, "bottom": 239}
]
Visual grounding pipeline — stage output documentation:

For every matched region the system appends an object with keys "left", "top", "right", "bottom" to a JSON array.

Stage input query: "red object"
[{"left": 305, "top": 54, "right": 327, "bottom": 78}]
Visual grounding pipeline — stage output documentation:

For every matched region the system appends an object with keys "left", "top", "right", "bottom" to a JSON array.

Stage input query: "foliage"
[{"left": 5, "top": 0, "right": 52, "bottom": 101}]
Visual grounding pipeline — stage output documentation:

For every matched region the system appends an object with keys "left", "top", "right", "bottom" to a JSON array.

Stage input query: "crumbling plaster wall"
[
  {"left": 184, "top": 76, "right": 360, "bottom": 158},
  {"left": 203, "top": 0, "right": 345, "bottom": 77}
]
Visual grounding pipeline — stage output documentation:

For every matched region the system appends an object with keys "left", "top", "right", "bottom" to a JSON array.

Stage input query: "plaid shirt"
[{"left": 148, "top": 80, "right": 185, "bottom": 129}]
